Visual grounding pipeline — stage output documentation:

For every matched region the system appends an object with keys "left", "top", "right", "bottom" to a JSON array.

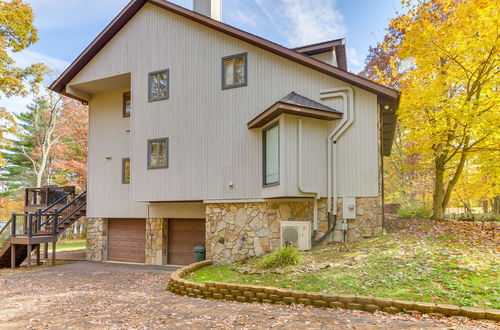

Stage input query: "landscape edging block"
[{"left": 166, "top": 260, "right": 500, "bottom": 322}]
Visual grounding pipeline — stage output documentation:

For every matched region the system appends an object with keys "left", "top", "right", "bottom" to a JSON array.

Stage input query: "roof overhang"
[
  {"left": 378, "top": 95, "right": 399, "bottom": 156},
  {"left": 49, "top": 0, "right": 400, "bottom": 103},
  {"left": 248, "top": 102, "right": 342, "bottom": 129},
  {"left": 293, "top": 39, "right": 345, "bottom": 56}
]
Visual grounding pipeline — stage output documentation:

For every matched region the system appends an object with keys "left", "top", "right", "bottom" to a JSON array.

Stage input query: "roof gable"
[{"left": 50, "top": 0, "right": 399, "bottom": 103}]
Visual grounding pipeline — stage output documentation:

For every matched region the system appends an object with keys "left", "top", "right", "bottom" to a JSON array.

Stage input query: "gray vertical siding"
[{"left": 72, "top": 4, "right": 380, "bottom": 216}]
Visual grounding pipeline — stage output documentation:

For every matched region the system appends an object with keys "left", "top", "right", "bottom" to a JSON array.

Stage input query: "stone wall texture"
[
  {"left": 146, "top": 218, "right": 168, "bottom": 265},
  {"left": 167, "top": 260, "right": 500, "bottom": 321},
  {"left": 206, "top": 197, "right": 382, "bottom": 264},
  {"left": 86, "top": 218, "right": 107, "bottom": 261}
]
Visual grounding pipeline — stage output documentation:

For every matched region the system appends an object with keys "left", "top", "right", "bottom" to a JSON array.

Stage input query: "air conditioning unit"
[{"left": 280, "top": 221, "right": 311, "bottom": 250}]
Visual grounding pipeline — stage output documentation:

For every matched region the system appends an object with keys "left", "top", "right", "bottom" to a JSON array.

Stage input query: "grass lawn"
[
  {"left": 48, "top": 239, "right": 86, "bottom": 252},
  {"left": 186, "top": 217, "right": 499, "bottom": 309}
]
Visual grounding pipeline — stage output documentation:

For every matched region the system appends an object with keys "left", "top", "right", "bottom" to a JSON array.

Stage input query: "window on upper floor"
[
  {"left": 148, "top": 69, "right": 169, "bottom": 102},
  {"left": 148, "top": 138, "right": 169, "bottom": 169},
  {"left": 123, "top": 92, "right": 131, "bottom": 117},
  {"left": 122, "top": 158, "right": 130, "bottom": 184},
  {"left": 263, "top": 122, "right": 279, "bottom": 186},
  {"left": 222, "top": 53, "right": 247, "bottom": 89}
]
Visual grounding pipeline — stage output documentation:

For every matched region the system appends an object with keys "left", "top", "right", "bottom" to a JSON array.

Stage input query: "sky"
[{"left": 1, "top": 0, "right": 405, "bottom": 114}]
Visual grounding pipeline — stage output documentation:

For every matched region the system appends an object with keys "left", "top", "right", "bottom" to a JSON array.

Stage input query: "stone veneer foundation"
[
  {"left": 145, "top": 218, "right": 168, "bottom": 265},
  {"left": 86, "top": 218, "right": 107, "bottom": 261},
  {"left": 86, "top": 197, "right": 382, "bottom": 265},
  {"left": 206, "top": 197, "right": 382, "bottom": 264}
]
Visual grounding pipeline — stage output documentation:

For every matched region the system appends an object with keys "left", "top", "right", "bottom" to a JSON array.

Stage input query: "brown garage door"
[
  {"left": 108, "top": 219, "right": 146, "bottom": 263},
  {"left": 168, "top": 219, "right": 205, "bottom": 265}
]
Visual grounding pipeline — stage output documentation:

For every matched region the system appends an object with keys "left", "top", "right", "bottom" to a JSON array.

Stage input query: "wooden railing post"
[
  {"left": 52, "top": 210, "right": 58, "bottom": 236},
  {"left": 37, "top": 208, "right": 42, "bottom": 233},
  {"left": 28, "top": 214, "right": 33, "bottom": 238},
  {"left": 10, "top": 213, "right": 16, "bottom": 237}
]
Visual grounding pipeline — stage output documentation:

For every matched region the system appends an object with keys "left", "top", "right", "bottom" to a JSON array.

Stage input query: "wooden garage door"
[
  {"left": 168, "top": 219, "right": 205, "bottom": 265},
  {"left": 108, "top": 219, "right": 146, "bottom": 263}
]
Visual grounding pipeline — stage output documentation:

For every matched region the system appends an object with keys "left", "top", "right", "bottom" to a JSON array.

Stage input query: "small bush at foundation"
[
  {"left": 397, "top": 203, "right": 432, "bottom": 219},
  {"left": 259, "top": 246, "right": 301, "bottom": 269}
]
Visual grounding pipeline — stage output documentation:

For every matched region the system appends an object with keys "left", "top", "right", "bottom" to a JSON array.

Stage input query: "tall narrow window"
[
  {"left": 122, "top": 158, "right": 130, "bottom": 184},
  {"left": 123, "top": 92, "right": 131, "bottom": 117},
  {"left": 222, "top": 53, "right": 247, "bottom": 89},
  {"left": 148, "top": 69, "right": 169, "bottom": 102},
  {"left": 148, "top": 138, "right": 169, "bottom": 169},
  {"left": 263, "top": 122, "right": 279, "bottom": 186}
]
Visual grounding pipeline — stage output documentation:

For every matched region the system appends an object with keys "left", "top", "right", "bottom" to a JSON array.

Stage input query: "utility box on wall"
[{"left": 343, "top": 197, "right": 356, "bottom": 219}]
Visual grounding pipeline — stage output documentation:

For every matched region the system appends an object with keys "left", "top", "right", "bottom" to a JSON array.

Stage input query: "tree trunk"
[
  {"left": 493, "top": 196, "right": 500, "bottom": 215},
  {"left": 432, "top": 162, "right": 445, "bottom": 220},
  {"left": 482, "top": 200, "right": 488, "bottom": 214}
]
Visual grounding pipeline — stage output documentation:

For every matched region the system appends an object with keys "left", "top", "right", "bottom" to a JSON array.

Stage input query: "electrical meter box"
[{"left": 343, "top": 197, "right": 356, "bottom": 219}]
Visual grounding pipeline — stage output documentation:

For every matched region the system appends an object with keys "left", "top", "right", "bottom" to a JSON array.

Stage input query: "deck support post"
[
  {"left": 44, "top": 243, "right": 48, "bottom": 258},
  {"left": 27, "top": 243, "right": 32, "bottom": 269},
  {"left": 36, "top": 245, "right": 41, "bottom": 266},
  {"left": 52, "top": 242, "right": 56, "bottom": 266},
  {"left": 11, "top": 244, "right": 16, "bottom": 269}
]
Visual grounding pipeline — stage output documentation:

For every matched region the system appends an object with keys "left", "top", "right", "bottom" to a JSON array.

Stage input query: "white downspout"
[
  {"left": 298, "top": 118, "right": 319, "bottom": 233},
  {"left": 321, "top": 87, "right": 354, "bottom": 217}
]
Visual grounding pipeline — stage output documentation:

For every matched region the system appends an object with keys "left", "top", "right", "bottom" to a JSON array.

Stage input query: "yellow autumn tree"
[{"left": 384, "top": 0, "right": 499, "bottom": 219}]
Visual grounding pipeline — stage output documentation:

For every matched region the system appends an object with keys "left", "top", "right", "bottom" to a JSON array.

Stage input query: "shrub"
[
  {"left": 446, "top": 213, "right": 500, "bottom": 222},
  {"left": 397, "top": 203, "right": 432, "bottom": 219},
  {"left": 259, "top": 246, "right": 301, "bottom": 269}
]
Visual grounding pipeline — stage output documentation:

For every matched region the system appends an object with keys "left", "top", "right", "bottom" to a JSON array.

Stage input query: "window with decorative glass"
[
  {"left": 148, "top": 138, "right": 169, "bottom": 169},
  {"left": 122, "top": 158, "right": 130, "bottom": 184},
  {"left": 222, "top": 53, "right": 247, "bottom": 89},
  {"left": 148, "top": 69, "right": 169, "bottom": 101},
  {"left": 123, "top": 92, "right": 131, "bottom": 117}
]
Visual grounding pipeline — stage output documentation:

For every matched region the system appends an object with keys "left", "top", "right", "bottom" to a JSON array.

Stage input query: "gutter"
[{"left": 320, "top": 87, "right": 354, "bottom": 241}]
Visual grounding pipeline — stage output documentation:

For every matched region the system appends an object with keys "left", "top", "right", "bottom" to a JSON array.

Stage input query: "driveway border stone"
[{"left": 167, "top": 260, "right": 500, "bottom": 322}]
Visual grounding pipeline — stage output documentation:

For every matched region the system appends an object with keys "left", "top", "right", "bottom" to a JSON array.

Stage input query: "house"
[{"left": 49, "top": 0, "right": 399, "bottom": 265}]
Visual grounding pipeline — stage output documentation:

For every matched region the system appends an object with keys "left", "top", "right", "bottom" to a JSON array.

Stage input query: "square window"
[
  {"left": 263, "top": 122, "right": 279, "bottom": 186},
  {"left": 148, "top": 138, "right": 169, "bottom": 169},
  {"left": 122, "top": 158, "right": 130, "bottom": 184},
  {"left": 148, "top": 69, "right": 169, "bottom": 102},
  {"left": 123, "top": 92, "right": 131, "bottom": 118},
  {"left": 222, "top": 53, "right": 247, "bottom": 89}
]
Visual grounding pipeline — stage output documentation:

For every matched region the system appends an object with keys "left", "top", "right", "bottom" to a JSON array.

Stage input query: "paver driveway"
[{"left": 0, "top": 262, "right": 497, "bottom": 329}]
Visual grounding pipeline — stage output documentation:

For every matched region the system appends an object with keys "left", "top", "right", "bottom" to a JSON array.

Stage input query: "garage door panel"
[
  {"left": 108, "top": 219, "right": 145, "bottom": 263},
  {"left": 168, "top": 219, "right": 205, "bottom": 265}
]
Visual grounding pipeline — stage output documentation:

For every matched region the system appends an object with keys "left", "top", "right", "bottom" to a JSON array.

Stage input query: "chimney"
[{"left": 193, "top": 0, "right": 222, "bottom": 21}]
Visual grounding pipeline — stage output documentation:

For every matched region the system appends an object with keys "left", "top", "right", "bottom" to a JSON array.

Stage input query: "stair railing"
[
  {"left": 38, "top": 190, "right": 87, "bottom": 235},
  {"left": 4, "top": 190, "right": 87, "bottom": 239}
]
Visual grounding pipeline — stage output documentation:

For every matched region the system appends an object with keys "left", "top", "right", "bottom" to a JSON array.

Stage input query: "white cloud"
[
  {"left": 253, "top": 0, "right": 347, "bottom": 47},
  {"left": 347, "top": 47, "right": 362, "bottom": 73},
  {"left": 9, "top": 49, "right": 70, "bottom": 75},
  {"left": 226, "top": 8, "right": 259, "bottom": 27}
]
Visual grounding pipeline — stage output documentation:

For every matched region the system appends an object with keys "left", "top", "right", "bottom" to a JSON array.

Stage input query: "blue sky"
[{"left": 1, "top": 0, "right": 404, "bottom": 113}]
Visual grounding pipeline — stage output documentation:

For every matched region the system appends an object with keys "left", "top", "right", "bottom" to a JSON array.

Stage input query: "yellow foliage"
[{"left": 382, "top": 0, "right": 499, "bottom": 218}]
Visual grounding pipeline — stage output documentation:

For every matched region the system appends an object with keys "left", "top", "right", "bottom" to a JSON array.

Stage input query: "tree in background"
[
  {"left": 51, "top": 98, "right": 88, "bottom": 189},
  {"left": 1, "top": 92, "right": 88, "bottom": 195},
  {"left": 0, "top": 0, "right": 46, "bottom": 97},
  {"left": 362, "top": 0, "right": 499, "bottom": 219}
]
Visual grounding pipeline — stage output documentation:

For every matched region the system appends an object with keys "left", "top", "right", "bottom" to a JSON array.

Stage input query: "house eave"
[{"left": 49, "top": 0, "right": 400, "bottom": 103}]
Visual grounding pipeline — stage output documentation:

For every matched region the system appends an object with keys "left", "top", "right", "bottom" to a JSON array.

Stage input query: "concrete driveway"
[{"left": 0, "top": 262, "right": 496, "bottom": 329}]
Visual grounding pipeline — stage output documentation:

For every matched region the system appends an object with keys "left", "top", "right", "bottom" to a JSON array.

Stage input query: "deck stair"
[{"left": 0, "top": 187, "right": 86, "bottom": 268}]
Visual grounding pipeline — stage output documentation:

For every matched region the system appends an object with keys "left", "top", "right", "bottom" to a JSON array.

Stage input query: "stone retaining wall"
[{"left": 167, "top": 260, "right": 500, "bottom": 322}]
